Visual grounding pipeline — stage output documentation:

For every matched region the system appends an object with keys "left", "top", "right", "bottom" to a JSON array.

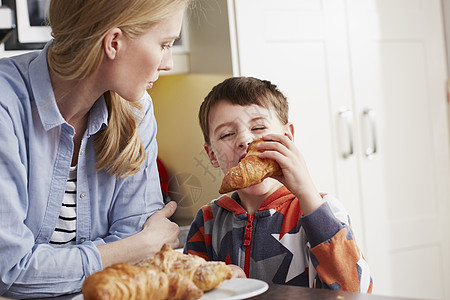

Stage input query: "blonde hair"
[{"left": 47, "top": 0, "right": 192, "bottom": 177}]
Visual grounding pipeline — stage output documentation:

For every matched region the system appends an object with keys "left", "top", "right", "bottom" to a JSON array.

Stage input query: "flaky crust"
[
  {"left": 82, "top": 244, "right": 232, "bottom": 300},
  {"left": 192, "top": 261, "right": 233, "bottom": 291},
  {"left": 219, "top": 138, "right": 282, "bottom": 194},
  {"left": 82, "top": 263, "right": 173, "bottom": 300}
]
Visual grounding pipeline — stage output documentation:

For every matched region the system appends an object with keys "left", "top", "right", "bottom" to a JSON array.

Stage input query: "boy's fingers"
[
  {"left": 159, "top": 201, "right": 177, "bottom": 218},
  {"left": 262, "top": 133, "right": 290, "bottom": 145},
  {"left": 284, "top": 130, "right": 294, "bottom": 141}
]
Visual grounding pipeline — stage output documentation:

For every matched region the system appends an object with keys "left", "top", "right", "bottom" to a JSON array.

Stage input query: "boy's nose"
[
  {"left": 238, "top": 141, "right": 251, "bottom": 149},
  {"left": 237, "top": 135, "right": 253, "bottom": 149}
]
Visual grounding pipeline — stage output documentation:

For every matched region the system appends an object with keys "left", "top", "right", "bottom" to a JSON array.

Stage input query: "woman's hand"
[
  {"left": 98, "top": 201, "right": 180, "bottom": 267},
  {"left": 228, "top": 264, "right": 247, "bottom": 278},
  {"left": 141, "top": 201, "right": 180, "bottom": 253}
]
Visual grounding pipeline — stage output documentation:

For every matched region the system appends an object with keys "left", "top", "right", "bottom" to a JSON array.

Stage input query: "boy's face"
[{"left": 205, "top": 100, "right": 292, "bottom": 176}]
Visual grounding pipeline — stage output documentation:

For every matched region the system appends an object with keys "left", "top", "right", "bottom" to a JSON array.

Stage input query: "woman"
[{"left": 0, "top": 0, "right": 191, "bottom": 297}]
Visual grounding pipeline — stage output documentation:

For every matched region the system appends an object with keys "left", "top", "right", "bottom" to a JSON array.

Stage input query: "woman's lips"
[{"left": 147, "top": 82, "right": 154, "bottom": 89}]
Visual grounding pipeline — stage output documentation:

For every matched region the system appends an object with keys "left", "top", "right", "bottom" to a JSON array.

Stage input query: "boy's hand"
[
  {"left": 258, "top": 134, "right": 324, "bottom": 215},
  {"left": 228, "top": 264, "right": 247, "bottom": 278}
]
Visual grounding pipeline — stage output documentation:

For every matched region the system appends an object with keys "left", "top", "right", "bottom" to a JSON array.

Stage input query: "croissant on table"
[
  {"left": 138, "top": 244, "right": 232, "bottom": 292},
  {"left": 219, "top": 138, "right": 282, "bottom": 194},
  {"left": 82, "top": 244, "right": 232, "bottom": 300}
]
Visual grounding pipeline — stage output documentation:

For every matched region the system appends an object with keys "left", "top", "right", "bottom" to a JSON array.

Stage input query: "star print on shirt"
[
  {"left": 250, "top": 252, "right": 286, "bottom": 282},
  {"left": 272, "top": 229, "right": 306, "bottom": 282}
]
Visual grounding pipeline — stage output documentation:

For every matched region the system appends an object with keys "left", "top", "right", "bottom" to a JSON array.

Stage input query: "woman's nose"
[{"left": 159, "top": 49, "right": 174, "bottom": 71}]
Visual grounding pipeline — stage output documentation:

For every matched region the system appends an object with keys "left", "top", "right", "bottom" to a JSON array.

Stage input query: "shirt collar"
[
  {"left": 29, "top": 40, "right": 65, "bottom": 131},
  {"left": 217, "top": 193, "right": 247, "bottom": 215},
  {"left": 87, "top": 95, "right": 108, "bottom": 136},
  {"left": 216, "top": 186, "right": 297, "bottom": 216},
  {"left": 29, "top": 40, "right": 108, "bottom": 135}
]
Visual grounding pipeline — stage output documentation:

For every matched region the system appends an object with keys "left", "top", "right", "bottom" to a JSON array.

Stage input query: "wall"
[{"left": 148, "top": 73, "right": 229, "bottom": 225}]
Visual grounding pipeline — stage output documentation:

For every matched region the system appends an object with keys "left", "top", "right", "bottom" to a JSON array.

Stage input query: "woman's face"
[{"left": 112, "top": 9, "right": 184, "bottom": 101}]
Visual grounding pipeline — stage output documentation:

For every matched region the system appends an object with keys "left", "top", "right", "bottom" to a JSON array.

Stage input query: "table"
[
  {"left": 0, "top": 284, "right": 423, "bottom": 300},
  {"left": 249, "top": 284, "right": 423, "bottom": 300}
]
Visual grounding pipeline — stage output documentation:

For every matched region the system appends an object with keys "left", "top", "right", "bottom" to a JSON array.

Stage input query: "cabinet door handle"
[
  {"left": 338, "top": 107, "right": 354, "bottom": 158},
  {"left": 362, "top": 108, "right": 377, "bottom": 159}
]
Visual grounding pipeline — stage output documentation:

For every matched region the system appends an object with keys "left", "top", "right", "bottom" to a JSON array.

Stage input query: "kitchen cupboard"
[{"left": 188, "top": 0, "right": 450, "bottom": 299}]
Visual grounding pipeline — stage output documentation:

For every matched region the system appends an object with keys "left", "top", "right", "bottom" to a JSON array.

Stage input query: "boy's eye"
[
  {"left": 220, "top": 132, "right": 234, "bottom": 140},
  {"left": 252, "top": 126, "right": 266, "bottom": 131}
]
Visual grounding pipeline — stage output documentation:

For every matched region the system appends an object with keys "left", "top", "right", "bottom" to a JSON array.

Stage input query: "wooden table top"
[
  {"left": 1, "top": 283, "right": 422, "bottom": 300},
  {"left": 248, "top": 284, "right": 423, "bottom": 300}
]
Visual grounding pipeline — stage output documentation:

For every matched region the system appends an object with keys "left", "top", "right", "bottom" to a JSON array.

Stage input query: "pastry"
[
  {"left": 140, "top": 244, "right": 232, "bottom": 292},
  {"left": 82, "top": 244, "right": 232, "bottom": 300},
  {"left": 219, "top": 138, "right": 282, "bottom": 193},
  {"left": 82, "top": 263, "right": 175, "bottom": 300}
]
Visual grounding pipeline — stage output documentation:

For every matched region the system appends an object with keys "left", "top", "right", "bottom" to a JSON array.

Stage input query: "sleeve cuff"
[
  {"left": 300, "top": 201, "right": 345, "bottom": 248},
  {"left": 79, "top": 241, "right": 103, "bottom": 276}
]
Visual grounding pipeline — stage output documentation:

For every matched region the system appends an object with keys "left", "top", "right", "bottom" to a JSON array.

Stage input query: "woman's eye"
[
  {"left": 161, "top": 44, "right": 171, "bottom": 50},
  {"left": 161, "top": 40, "right": 175, "bottom": 51}
]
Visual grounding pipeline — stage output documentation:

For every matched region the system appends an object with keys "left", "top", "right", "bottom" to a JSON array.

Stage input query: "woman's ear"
[
  {"left": 204, "top": 143, "right": 220, "bottom": 168},
  {"left": 284, "top": 122, "right": 295, "bottom": 141},
  {"left": 103, "top": 28, "right": 123, "bottom": 60}
]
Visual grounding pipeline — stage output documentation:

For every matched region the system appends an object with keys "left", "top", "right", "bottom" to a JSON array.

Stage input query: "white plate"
[
  {"left": 200, "top": 278, "right": 268, "bottom": 300},
  {"left": 71, "top": 278, "right": 268, "bottom": 300}
]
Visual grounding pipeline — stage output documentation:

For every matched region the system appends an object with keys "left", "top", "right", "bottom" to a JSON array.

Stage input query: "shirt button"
[
  {"left": 80, "top": 238, "right": 86, "bottom": 243},
  {"left": 80, "top": 149, "right": 85, "bottom": 155},
  {"left": 80, "top": 193, "right": 86, "bottom": 199}
]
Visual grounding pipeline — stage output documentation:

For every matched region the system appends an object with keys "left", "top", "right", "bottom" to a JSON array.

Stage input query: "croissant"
[
  {"left": 82, "top": 244, "right": 232, "bottom": 300},
  {"left": 140, "top": 244, "right": 232, "bottom": 292},
  {"left": 219, "top": 138, "right": 282, "bottom": 194}
]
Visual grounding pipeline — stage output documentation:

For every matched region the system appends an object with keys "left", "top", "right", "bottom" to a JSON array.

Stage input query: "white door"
[{"left": 346, "top": 0, "right": 450, "bottom": 298}]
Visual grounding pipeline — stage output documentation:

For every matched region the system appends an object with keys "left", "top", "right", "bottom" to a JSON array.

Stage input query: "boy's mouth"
[{"left": 238, "top": 153, "right": 247, "bottom": 163}]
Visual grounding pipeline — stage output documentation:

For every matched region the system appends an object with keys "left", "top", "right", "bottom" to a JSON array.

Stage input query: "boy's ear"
[
  {"left": 103, "top": 28, "right": 123, "bottom": 60},
  {"left": 204, "top": 143, "right": 220, "bottom": 168},
  {"left": 284, "top": 122, "right": 295, "bottom": 141}
]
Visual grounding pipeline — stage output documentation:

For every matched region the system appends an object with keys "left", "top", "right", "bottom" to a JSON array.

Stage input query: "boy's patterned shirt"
[{"left": 184, "top": 186, "right": 372, "bottom": 293}]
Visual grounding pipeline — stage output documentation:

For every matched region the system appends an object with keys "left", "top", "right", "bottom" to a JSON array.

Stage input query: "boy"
[{"left": 184, "top": 77, "right": 372, "bottom": 292}]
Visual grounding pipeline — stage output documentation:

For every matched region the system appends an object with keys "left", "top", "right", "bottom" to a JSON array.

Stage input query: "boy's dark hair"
[{"left": 199, "top": 76, "right": 289, "bottom": 145}]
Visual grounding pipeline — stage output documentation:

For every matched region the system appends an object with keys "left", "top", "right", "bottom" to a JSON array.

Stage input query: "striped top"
[{"left": 49, "top": 166, "right": 77, "bottom": 246}]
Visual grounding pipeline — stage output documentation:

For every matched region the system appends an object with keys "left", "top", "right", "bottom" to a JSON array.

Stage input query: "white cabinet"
[
  {"left": 346, "top": 1, "right": 450, "bottom": 298},
  {"left": 189, "top": 0, "right": 450, "bottom": 298}
]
